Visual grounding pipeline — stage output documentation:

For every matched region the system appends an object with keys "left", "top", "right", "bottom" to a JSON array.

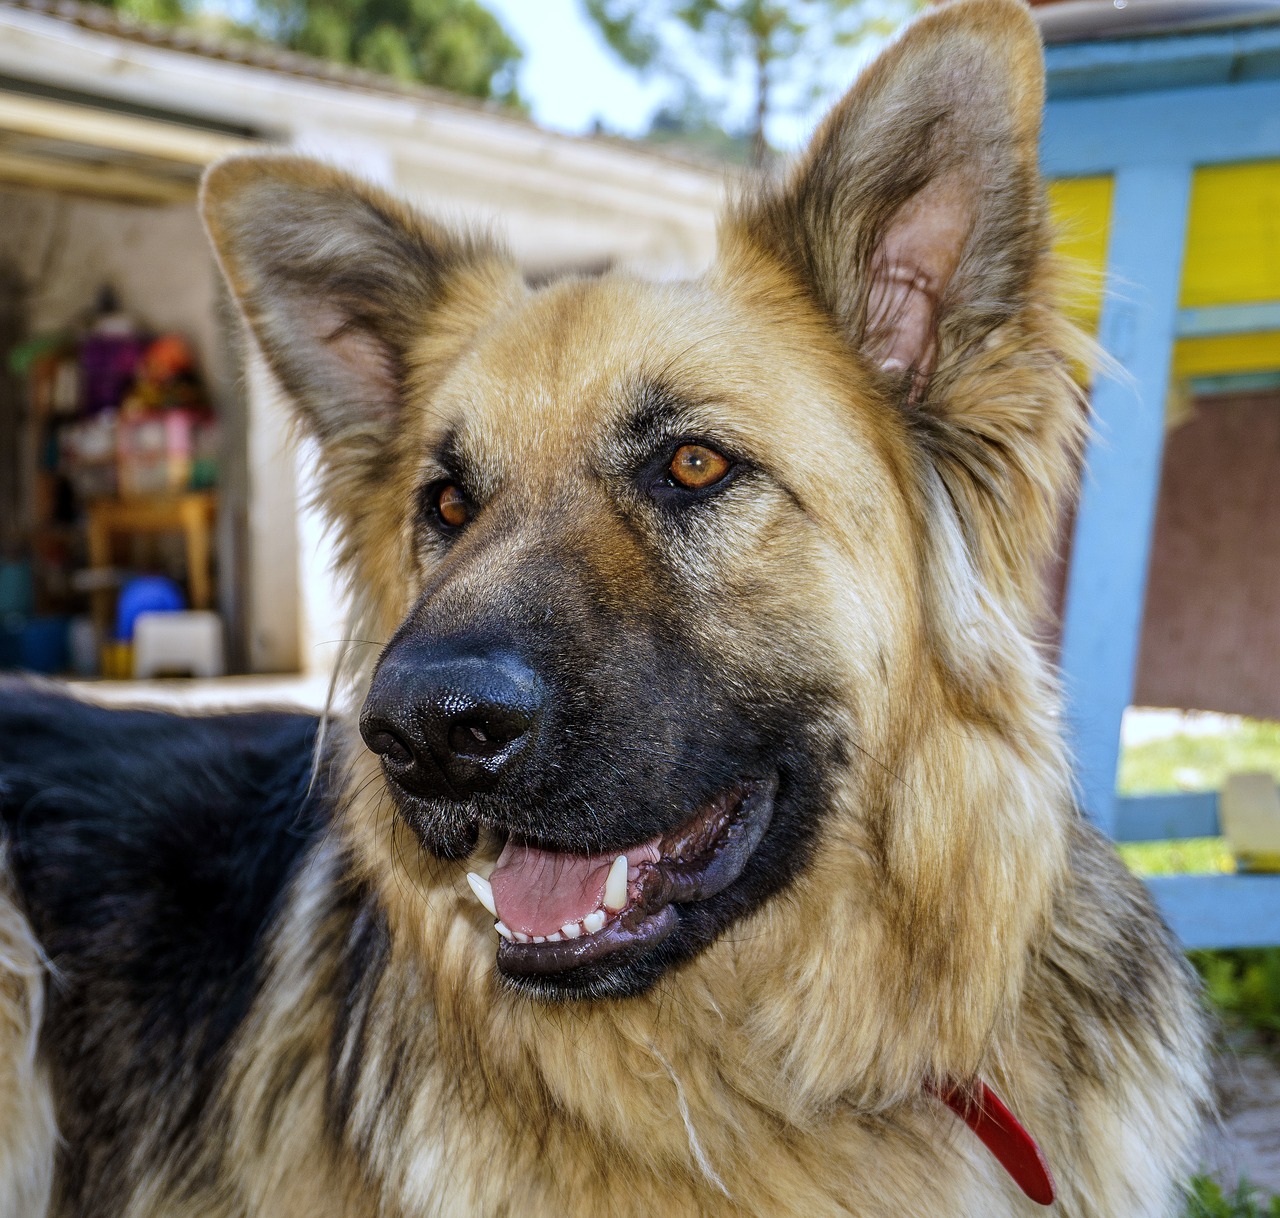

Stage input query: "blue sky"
[
  {"left": 484, "top": 0, "right": 906, "bottom": 151},
  {"left": 483, "top": 0, "right": 671, "bottom": 138}
]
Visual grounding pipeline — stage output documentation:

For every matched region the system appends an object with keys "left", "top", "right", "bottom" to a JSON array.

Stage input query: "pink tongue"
[{"left": 490, "top": 841, "right": 616, "bottom": 937}]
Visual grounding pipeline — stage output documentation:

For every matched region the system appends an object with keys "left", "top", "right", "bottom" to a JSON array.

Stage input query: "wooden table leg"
[
  {"left": 181, "top": 495, "right": 212, "bottom": 610},
  {"left": 85, "top": 504, "right": 113, "bottom": 638}
]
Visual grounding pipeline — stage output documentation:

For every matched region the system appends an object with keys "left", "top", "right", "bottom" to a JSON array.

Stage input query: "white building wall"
[{"left": 0, "top": 190, "right": 227, "bottom": 400}]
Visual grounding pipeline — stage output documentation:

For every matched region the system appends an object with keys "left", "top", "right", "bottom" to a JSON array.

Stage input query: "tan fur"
[
  {"left": 8, "top": 2, "right": 1209, "bottom": 1214},
  {"left": 0, "top": 855, "right": 55, "bottom": 1218}
]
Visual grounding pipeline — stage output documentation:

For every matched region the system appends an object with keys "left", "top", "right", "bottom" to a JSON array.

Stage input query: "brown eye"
[
  {"left": 668, "top": 444, "right": 731, "bottom": 491},
  {"left": 435, "top": 483, "right": 472, "bottom": 529}
]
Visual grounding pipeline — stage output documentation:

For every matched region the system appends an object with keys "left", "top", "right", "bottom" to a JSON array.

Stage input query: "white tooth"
[
  {"left": 533, "top": 935, "right": 546, "bottom": 944},
  {"left": 583, "top": 909, "right": 606, "bottom": 934},
  {"left": 495, "top": 921, "right": 514, "bottom": 941},
  {"left": 466, "top": 872, "right": 497, "bottom": 917},
  {"left": 514, "top": 931, "right": 531, "bottom": 944},
  {"left": 561, "top": 922, "right": 582, "bottom": 939},
  {"left": 547, "top": 932, "right": 563, "bottom": 942},
  {"left": 604, "top": 854, "right": 629, "bottom": 911}
]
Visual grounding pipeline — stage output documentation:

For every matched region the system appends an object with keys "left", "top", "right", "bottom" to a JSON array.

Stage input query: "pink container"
[{"left": 117, "top": 411, "right": 197, "bottom": 498}]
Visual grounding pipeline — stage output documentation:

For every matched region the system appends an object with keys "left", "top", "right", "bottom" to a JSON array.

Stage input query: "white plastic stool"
[{"left": 132, "top": 611, "right": 225, "bottom": 679}]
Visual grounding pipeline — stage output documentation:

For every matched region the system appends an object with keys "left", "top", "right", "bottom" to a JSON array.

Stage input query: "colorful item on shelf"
[
  {"left": 60, "top": 412, "right": 118, "bottom": 500},
  {"left": 0, "top": 561, "right": 33, "bottom": 618},
  {"left": 117, "top": 411, "right": 200, "bottom": 498},
  {"left": 139, "top": 334, "right": 195, "bottom": 383},
  {"left": 6, "top": 286, "right": 221, "bottom": 677},
  {"left": 17, "top": 615, "right": 70, "bottom": 674},
  {"left": 80, "top": 332, "right": 148, "bottom": 416}
]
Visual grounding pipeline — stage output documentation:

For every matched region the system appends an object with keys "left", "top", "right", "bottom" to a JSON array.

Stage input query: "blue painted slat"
[
  {"left": 1176, "top": 301, "right": 1280, "bottom": 337},
  {"left": 1058, "top": 162, "right": 1193, "bottom": 836},
  {"left": 1041, "top": 79, "right": 1280, "bottom": 175},
  {"left": 1147, "top": 874, "right": 1280, "bottom": 949},
  {"left": 1044, "top": 22, "right": 1280, "bottom": 100},
  {"left": 1114, "top": 792, "right": 1220, "bottom": 842}
]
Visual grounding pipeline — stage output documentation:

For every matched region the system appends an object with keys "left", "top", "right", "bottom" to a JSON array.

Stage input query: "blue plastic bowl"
[{"left": 115, "top": 575, "right": 186, "bottom": 642}]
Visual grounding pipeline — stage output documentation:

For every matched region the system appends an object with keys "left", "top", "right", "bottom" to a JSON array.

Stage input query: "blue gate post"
[{"left": 1057, "top": 162, "right": 1193, "bottom": 835}]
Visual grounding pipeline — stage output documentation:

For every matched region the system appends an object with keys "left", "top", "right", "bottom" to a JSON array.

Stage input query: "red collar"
[{"left": 929, "top": 1080, "right": 1056, "bottom": 1206}]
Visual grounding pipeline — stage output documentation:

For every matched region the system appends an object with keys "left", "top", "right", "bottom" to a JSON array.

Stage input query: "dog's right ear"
[{"left": 201, "top": 156, "right": 516, "bottom": 459}]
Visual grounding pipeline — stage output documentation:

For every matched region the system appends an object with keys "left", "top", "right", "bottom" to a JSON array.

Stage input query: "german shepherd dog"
[{"left": 0, "top": 1, "right": 1210, "bottom": 1213}]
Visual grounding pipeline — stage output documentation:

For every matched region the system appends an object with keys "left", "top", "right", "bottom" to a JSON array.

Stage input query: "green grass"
[
  {"left": 1192, "top": 949, "right": 1280, "bottom": 1040},
  {"left": 1119, "top": 717, "right": 1280, "bottom": 797},
  {"left": 1185, "top": 1175, "right": 1280, "bottom": 1218},
  {"left": 1117, "top": 836, "right": 1236, "bottom": 876}
]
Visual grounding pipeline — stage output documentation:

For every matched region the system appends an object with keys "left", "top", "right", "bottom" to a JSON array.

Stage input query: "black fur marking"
[
  {"left": 327, "top": 893, "right": 393, "bottom": 1138},
  {"left": 0, "top": 683, "right": 333, "bottom": 1213}
]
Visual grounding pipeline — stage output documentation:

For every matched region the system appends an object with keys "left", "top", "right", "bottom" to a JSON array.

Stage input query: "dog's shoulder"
[{"left": 0, "top": 680, "right": 332, "bottom": 1094}]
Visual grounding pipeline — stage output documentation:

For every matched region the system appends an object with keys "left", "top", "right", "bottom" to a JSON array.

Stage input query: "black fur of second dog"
[{"left": 0, "top": 685, "right": 327, "bottom": 1205}]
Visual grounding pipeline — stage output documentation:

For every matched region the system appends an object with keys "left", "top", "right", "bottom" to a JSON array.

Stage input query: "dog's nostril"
[
  {"left": 447, "top": 717, "right": 515, "bottom": 758},
  {"left": 366, "top": 727, "right": 414, "bottom": 767}
]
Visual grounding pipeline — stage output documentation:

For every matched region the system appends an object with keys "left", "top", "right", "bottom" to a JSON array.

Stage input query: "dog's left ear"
[{"left": 721, "top": 0, "right": 1046, "bottom": 405}]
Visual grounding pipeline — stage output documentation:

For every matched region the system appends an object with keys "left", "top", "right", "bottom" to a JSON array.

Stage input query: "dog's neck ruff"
[{"left": 931, "top": 1080, "right": 1056, "bottom": 1206}]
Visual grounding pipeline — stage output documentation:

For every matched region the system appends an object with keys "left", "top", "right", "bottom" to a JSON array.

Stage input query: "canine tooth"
[
  {"left": 466, "top": 872, "right": 497, "bottom": 917},
  {"left": 514, "top": 931, "right": 532, "bottom": 944},
  {"left": 547, "top": 932, "right": 563, "bottom": 942},
  {"left": 583, "top": 909, "right": 606, "bottom": 934},
  {"left": 561, "top": 922, "right": 582, "bottom": 939},
  {"left": 495, "top": 921, "right": 514, "bottom": 942},
  {"left": 604, "top": 854, "right": 628, "bottom": 911}
]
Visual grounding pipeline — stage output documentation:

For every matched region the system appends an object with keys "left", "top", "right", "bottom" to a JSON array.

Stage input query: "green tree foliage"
[
  {"left": 582, "top": 0, "right": 920, "bottom": 165},
  {"left": 643, "top": 86, "right": 753, "bottom": 164},
  {"left": 92, "top": 0, "right": 190, "bottom": 25},
  {"left": 89, "top": 0, "right": 522, "bottom": 103},
  {"left": 256, "top": 0, "right": 522, "bottom": 100}
]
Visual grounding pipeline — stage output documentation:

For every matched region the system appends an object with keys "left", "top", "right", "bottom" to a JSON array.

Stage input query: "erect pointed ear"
[
  {"left": 201, "top": 155, "right": 517, "bottom": 456},
  {"left": 722, "top": 0, "right": 1046, "bottom": 404}
]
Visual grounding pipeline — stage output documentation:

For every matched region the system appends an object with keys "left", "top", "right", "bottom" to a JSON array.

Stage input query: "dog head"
[{"left": 204, "top": 0, "right": 1083, "bottom": 1101}]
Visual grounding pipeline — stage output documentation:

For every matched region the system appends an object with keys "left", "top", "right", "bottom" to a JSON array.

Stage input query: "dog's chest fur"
[{"left": 2, "top": 699, "right": 1204, "bottom": 1218}]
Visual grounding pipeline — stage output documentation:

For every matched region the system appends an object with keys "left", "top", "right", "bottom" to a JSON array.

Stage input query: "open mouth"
[{"left": 466, "top": 777, "right": 777, "bottom": 983}]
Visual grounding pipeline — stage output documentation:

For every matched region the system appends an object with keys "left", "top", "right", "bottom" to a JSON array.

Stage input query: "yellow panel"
[
  {"left": 1173, "top": 332, "right": 1280, "bottom": 378},
  {"left": 1182, "top": 161, "right": 1280, "bottom": 308},
  {"left": 1048, "top": 176, "right": 1113, "bottom": 330}
]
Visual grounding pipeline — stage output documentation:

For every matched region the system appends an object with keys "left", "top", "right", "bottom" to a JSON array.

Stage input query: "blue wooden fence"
[
  {"left": 1044, "top": 26, "right": 1280, "bottom": 949},
  {"left": 1116, "top": 795, "right": 1280, "bottom": 947}
]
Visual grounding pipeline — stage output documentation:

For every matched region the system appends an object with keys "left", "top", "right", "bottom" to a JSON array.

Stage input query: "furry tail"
[{"left": 0, "top": 853, "right": 55, "bottom": 1218}]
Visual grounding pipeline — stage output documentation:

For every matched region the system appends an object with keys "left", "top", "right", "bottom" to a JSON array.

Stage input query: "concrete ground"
[
  {"left": 68, "top": 672, "right": 333, "bottom": 712},
  {"left": 1204, "top": 1036, "right": 1280, "bottom": 1199}
]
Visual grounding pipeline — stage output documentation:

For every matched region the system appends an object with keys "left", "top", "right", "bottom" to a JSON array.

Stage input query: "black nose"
[{"left": 359, "top": 640, "right": 543, "bottom": 798}]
